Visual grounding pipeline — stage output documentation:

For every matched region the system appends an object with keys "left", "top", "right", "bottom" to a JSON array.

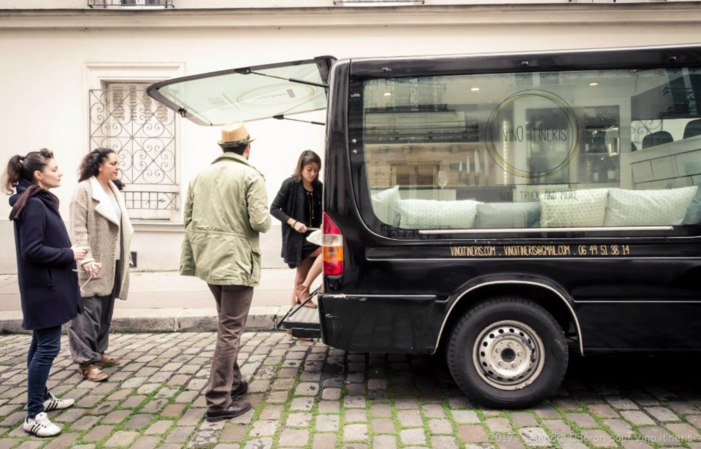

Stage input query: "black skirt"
[{"left": 301, "top": 230, "right": 320, "bottom": 260}]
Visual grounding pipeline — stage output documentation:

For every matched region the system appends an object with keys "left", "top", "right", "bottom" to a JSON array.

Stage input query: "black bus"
[{"left": 149, "top": 45, "right": 701, "bottom": 408}]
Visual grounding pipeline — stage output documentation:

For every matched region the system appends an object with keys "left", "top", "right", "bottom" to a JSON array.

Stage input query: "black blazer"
[
  {"left": 10, "top": 179, "right": 83, "bottom": 330},
  {"left": 270, "top": 177, "right": 323, "bottom": 268}
]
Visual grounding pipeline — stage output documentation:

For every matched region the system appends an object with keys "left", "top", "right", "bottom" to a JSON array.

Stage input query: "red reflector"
[
  {"left": 323, "top": 213, "right": 343, "bottom": 276},
  {"left": 323, "top": 212, "right": 340, "bottom": 235},
  {"left": 323, "top": 259, "right": 344, "bottom": 276}
]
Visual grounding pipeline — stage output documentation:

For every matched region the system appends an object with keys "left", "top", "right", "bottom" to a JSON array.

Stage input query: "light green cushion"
[
  {"left": 683, "top": 185, "right": 701, "bottom": 225},
  {"left": 540, "top": 189, "right": 609, "bottom": 228},
  {"left": 371, "top": 185, "right": 400, "bottom": 226},
  {"left": 398, "top": 199, "right": 481, "bottom": 229},
  {"left": 605, "top": 186, "right": 697, "bottom": 226},
  {"left": 474, "top": 202, "right": 541, "bottom": 229}
]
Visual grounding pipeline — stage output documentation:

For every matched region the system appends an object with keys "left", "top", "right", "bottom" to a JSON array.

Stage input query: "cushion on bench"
[
  {"left": 683, "top": 186, "right": 701, "bottom": 225},
  {"left": 371, "top": 185, "right": 401, "bottom": 226},
  {"left": 374, "top": 185, "right": 701, "bottom": 230},
  {"left": 398, "top": 199, "right": 481, "bottom": 229},
  {"left": 474, "top": 202, "right": 541, "bottom": 229},
  {"left": 605, "top": 186, "right": 697, "bottom": 226},
  {"left": 540, "top": 188, "right": 609, "bottom": 227}
]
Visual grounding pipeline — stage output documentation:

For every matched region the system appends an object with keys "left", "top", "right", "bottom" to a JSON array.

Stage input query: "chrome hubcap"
[{"left": 472, "top": 320, "right": 545, "bottom": 390}]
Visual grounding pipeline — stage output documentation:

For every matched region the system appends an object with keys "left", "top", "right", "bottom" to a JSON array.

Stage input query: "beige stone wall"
[{"left": 1, "top": 3, "right": 700, "bottom": 273}]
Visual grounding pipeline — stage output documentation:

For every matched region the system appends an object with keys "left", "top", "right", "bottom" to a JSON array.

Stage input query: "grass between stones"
[{"left": 1, "top": 334, "right": 701, "bottom": 449}]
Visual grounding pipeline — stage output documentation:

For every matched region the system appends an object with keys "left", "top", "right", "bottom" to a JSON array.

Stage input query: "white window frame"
[{"left": 84, "top": 62, "right": 185, "bottom": 223}]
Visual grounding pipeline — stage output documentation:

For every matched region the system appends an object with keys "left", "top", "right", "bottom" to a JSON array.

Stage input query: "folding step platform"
[{"left": 277, "top": 291, "right": 321, "bottom": 339}]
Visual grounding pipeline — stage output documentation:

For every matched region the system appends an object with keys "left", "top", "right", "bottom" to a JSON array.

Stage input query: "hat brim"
[{"left": 218, "top": 136, "right": 256, "bottom": 147}]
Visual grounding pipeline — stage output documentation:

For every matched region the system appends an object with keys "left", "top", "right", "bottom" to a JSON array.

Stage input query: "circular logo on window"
[
  {"left": 237, "top": 83, "right": 318, "bottom": 108},
  {"left": 485, "top": 90, "right": 579, "bottom": 178}
]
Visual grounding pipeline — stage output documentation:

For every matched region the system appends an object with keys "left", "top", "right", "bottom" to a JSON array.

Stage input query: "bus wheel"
[{"left": 447, "top": 297, "right": 568, "bottom": 409}]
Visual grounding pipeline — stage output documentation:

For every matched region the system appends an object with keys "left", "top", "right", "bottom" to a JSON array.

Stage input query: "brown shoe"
[
  {"left": 79, "top": 363, "right": 108, "bottom": 382},
  {"left": 99, "top": 352, "right": 119, "bottom": 367},
  {"left": 294, "top": 285, "right": 317, "bottom": 309}
]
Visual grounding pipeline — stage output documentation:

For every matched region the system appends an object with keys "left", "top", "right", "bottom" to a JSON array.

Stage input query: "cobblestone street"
[{"left": 0, "top": 332, "right": 700, "bottom": 449}]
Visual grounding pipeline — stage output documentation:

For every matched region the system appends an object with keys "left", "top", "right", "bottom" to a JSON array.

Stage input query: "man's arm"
[
  {"left": 183, "top": 179, "right": 194, "bottom": 229},
  {"left": 247, "top": 173, "right": 271, "bottom": 233},
  {"left": 180, "top": 179, "right": 196, "bottom": 276}
]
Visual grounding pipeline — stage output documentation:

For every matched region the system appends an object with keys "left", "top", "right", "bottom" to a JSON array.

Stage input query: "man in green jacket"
[{"left": 181, "top": 121, "right": 271, "bottom": 422}]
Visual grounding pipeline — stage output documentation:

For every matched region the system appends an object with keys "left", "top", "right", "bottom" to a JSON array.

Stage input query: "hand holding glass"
[
  {"left": 72, "top": 261, "right": 101, "bottom": 293},
  {"left": 83, "top": 261, "right": 102, "bottom": 277},
  {"left": 294, "top": 222, "right": 308, "bottom": 233},
  {"left": 71, "top": 245, "right": 89, "bottom": 260}
]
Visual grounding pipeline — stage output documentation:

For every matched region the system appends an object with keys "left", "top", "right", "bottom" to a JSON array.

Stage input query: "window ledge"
[{"left": 132, "top": 221, "right": 185, "bottom": 233}]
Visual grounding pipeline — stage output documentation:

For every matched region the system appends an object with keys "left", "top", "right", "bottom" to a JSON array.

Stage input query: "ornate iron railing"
[
  {"left": 89, "top": 87, "right": 178, "bottom": 211},
  {"left": 124, "top": 191, "right": 178, "bottom": 210},
  {"left": 630, "top": 119, "right": 663, "bottom": 151}
]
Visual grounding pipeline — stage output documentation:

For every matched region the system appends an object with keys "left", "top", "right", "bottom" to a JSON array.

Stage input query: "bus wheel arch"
[{"left": 435, "top": 281, "right": 583, "bottom": 356}]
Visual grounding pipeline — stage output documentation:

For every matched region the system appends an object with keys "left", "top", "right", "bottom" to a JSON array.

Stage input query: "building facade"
[{"left": 1, "top": 0, "right": 700, "bottom": 273}]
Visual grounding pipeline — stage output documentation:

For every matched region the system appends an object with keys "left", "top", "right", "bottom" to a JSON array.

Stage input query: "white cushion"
[
  {"left": 398, "top": 199, "right": 481, "bottom": 229},
  {"left": 540, "top": 189, "right": 609, "bottom": 227},
  {"left": 604, "top": 186, "right": 697, "bottom": 226},
  {"left": 371, "top": 185, "right": 401, "bottom": 226}
]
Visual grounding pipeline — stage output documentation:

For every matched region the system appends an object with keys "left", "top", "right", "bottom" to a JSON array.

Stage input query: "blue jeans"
[{"left": 27, "top": 326, "right": 61, "bottom": 418}]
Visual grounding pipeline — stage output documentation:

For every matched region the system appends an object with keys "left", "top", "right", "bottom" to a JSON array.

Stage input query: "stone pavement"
[{"left": 0, "top": 332, "right": 699, "bottom": 449}]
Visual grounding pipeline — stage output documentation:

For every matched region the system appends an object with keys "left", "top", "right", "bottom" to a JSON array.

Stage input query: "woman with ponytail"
[
  {"left": 68, "top": 148, "right": 133, "bottom": 383},
  {"left": 3, "top": 149, "right": 87, "bottom": 437}
]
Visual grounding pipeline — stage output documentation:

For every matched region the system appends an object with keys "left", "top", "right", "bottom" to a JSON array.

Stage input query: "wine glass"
[{"left": 437, "top": 170, "right": 448, "bottom": 200}]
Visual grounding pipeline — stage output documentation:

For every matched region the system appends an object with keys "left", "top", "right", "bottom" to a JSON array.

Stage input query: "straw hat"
[{"left": 218, "top": 121, "right": 255, "bottom": 148}]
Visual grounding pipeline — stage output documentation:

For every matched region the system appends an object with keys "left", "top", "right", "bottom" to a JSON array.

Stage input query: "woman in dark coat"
[
  {"left": 270, "top": 150, "right": 323, "bottom": 309},
  {"left": 3, "top": 149, "right": 87, "bottom": 437}
]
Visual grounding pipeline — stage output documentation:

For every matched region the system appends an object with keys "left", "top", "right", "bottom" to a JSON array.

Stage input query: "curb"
[{"left": 0, "top": 306, "right": 293, "bottom": 334}]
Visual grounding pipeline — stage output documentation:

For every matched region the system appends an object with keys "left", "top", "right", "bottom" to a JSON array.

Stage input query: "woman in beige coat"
[{"left": 68, "top": 148, "right": 133, "bottom": 382}]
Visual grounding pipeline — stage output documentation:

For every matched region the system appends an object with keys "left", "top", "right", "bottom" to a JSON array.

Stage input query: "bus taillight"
[{"left": 322, "top": 212, "right": 343, "bottom": 276}]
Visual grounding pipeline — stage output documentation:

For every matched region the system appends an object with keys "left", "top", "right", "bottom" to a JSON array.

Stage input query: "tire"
[{"left": 447, "top": 297, "right": 568, "bottom": 409}]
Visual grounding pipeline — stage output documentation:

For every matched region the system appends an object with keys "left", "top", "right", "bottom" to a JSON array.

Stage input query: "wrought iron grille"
[
  {"left": 88, "top": 0, "right": 173, "bottom": 8},
  {"left": 89, "top": 86, "right": 178, "bottom": 213},
  {"left": 631, "top": 120, "right": 662, "bottom": 148},
  {"left": 124, "top": 191, "right": 178, "bottom": 210}
]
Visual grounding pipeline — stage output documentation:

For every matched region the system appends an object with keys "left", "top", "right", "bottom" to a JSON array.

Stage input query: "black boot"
[{"left": 206, "top": 401, "right": 252, "bottom": 422}]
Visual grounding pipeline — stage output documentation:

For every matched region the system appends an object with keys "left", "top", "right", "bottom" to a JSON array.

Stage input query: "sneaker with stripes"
[
  {"left": 22, "top": 412, "right": 61, "bottom": 437},
  {"left": 43, "top": 392, "right": 74, "bottom": 412}
]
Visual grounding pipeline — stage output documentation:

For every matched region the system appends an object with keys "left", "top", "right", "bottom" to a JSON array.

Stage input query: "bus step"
[
  {"left": 278, "top": 303, "right": 321, "bottom": 331},
  {"left": 291, "top": 327, "right": 321, "bottom": 339}
]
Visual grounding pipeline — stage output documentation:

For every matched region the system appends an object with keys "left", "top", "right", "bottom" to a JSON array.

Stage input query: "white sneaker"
[
  {"left": 23, "top": 412, "right": 61, "bottom": 437},
  {"left": 43, "top": 392, "right": 74, "bottom": 412}
]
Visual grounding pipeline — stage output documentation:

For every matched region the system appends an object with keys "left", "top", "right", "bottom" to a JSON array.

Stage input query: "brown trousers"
[{"left": 205, "top": 283, "right": 253, "bottom": 412}]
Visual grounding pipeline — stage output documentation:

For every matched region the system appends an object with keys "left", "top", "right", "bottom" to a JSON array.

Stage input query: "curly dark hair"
[{"left": 78, "top": 148, "right": 124, "bottom": 190}]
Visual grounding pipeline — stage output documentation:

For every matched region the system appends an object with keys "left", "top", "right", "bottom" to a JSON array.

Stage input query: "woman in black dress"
[{"left": 270, "top": 150, "right": 323, "bottom": 309}]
